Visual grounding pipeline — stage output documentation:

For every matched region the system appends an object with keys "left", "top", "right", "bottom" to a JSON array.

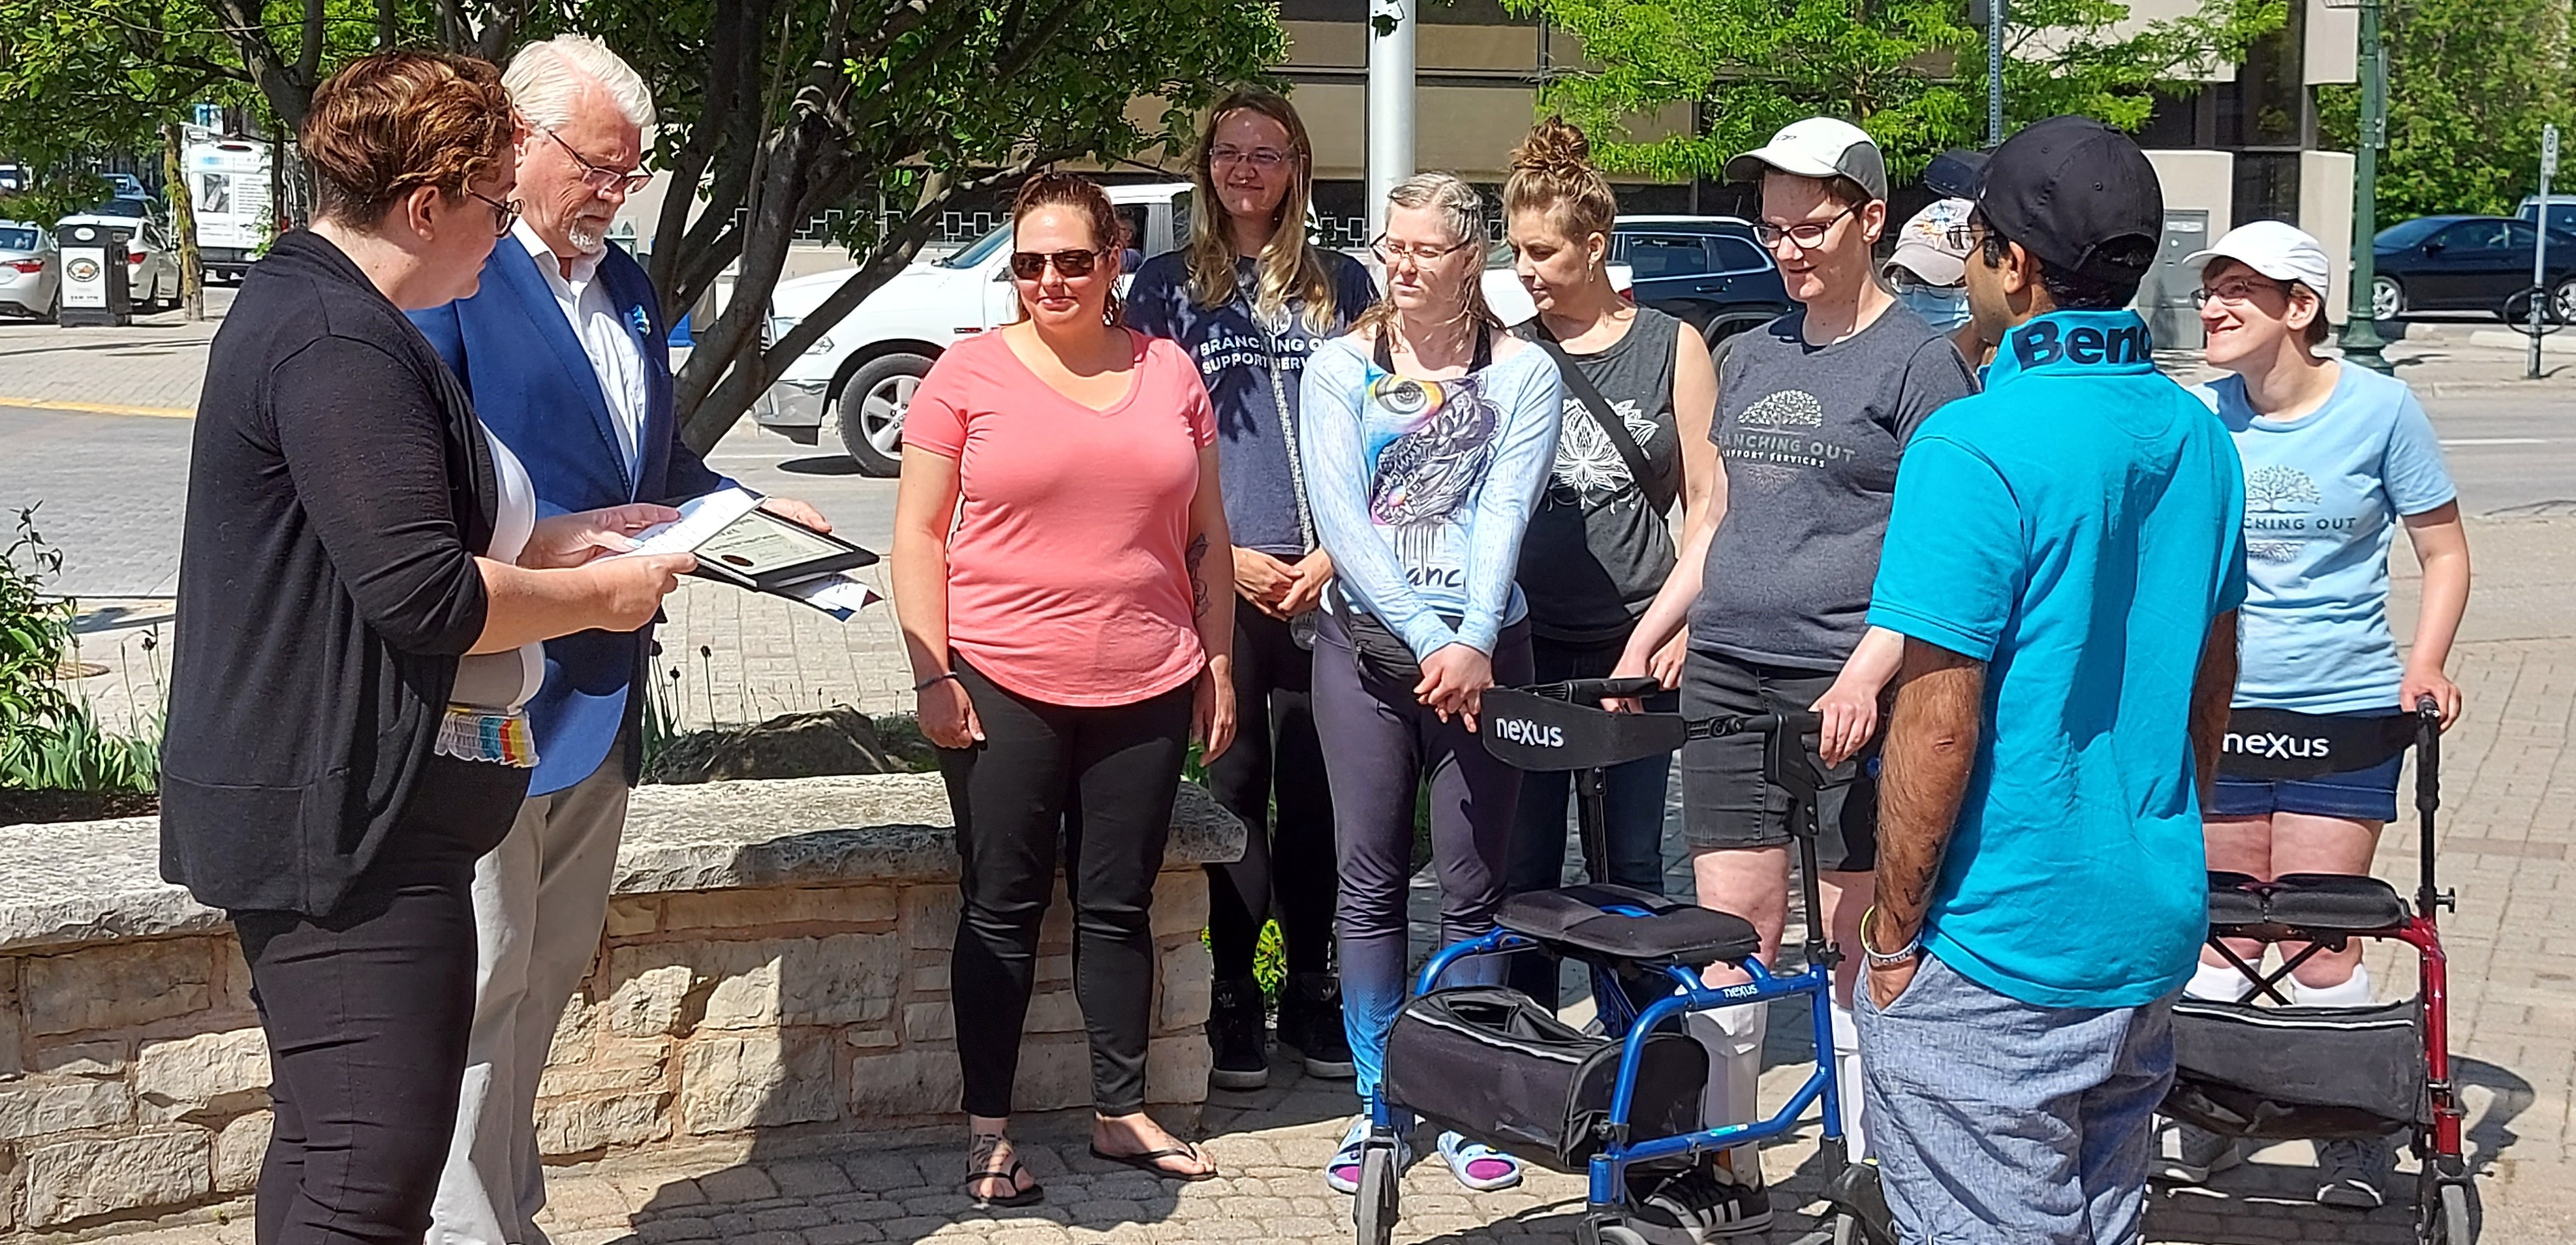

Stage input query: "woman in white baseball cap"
[{"left": 2162, "top": 218, "right": 2474, "bottom": 1208}]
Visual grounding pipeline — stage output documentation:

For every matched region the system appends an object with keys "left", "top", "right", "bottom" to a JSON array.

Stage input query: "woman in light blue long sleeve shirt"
[{"left": 1300, "top": 173, "right": 1561, "bottom": 1195}]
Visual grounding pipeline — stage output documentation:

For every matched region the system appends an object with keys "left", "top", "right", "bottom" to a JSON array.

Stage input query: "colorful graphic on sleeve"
[{"left": 1362, "top": 367, "right": 1501, "bottom": 578}]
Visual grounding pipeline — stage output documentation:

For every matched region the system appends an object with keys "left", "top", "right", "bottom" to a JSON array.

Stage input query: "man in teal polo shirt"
[{"left": 1854, "top": 116, "right": 2249, "bottom": 1244}]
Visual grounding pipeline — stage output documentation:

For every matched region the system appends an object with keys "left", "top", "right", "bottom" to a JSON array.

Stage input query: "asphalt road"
[{"left": 3, "top": 365, "right": 2571, "bottom": 600}]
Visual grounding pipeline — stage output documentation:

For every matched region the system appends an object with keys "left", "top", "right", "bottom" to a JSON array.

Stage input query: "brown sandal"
[{"left": 965, "top": 1133, "right": 1044, "bottom": 1208}]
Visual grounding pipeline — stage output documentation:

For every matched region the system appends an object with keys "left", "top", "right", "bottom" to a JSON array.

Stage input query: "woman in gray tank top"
[{"left": 1497, "top": 119, "right": 1720, "bottom": 965}]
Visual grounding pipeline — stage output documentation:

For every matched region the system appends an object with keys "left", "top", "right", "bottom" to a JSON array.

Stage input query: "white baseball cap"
[
  {"left": 2185, "top": 219, "right": 2332, "bottom": 301},
  {"left": 1726, "top": 118, "right": 1888, "bottom": 201},
  {"left": 1884, "top": 198, "right": 1976, "bottom": 287}
]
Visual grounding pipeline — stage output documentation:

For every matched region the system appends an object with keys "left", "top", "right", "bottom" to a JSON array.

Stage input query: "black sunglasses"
[{"left": 1009, "top": 248, "right": 1107, "bottom": 280}]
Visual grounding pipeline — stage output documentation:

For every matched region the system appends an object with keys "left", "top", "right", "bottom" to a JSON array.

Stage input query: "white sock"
[
  {"left": 2290, "top": 964, "right": 2373, "bottom": 1007},
  {"left": 1686, "top": 981, "right": 1766, "bottom": 1187},
  {"left": 1831, "top": 1001, "right": 1867, "bottom": 1163},
  {"left": 2185, "top": 959, "right": 2257, "bottom": 1002}
]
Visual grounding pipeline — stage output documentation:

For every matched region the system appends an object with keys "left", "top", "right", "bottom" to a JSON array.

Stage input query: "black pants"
[
  {"left": 233, "top": 756, "right": 525, "bottom": 1245},
  {"left": 941, "top": 659, "right": 1194, "bottom": 1118},
  {"left": 1202, "top": 607, "right": 1337, "bottom": 981}
]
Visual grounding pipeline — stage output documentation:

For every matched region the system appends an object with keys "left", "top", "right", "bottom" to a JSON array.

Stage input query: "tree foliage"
[
  {"left": 2319, "top": 0, "right": 2576, "bottom": 220},
  {"left": 1501, "top": 0, "right": 2284, "bottom": 181},
  {"left": 577, "top": 0, "right": 1283, "bottom": 450}
]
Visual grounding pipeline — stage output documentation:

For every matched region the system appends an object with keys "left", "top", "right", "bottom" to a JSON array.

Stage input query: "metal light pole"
[
  {"left": 2338, "top": 0, "right": 2392, "bottom": 373},
  {"left": 1987, "top": 0, "right": 2006, "bottom": 146},
  {"left": 1366, "top": 0, "right": 1416, "bottom": 238}
]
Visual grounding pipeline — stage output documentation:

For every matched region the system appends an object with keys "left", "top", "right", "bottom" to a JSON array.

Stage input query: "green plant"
[{"left": 0, "top": 506, "right": 160, "bottom": 793}]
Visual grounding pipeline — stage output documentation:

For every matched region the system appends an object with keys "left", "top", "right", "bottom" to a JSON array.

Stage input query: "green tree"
[
  {"left": 2320, "top": 0, "right": 2576, "bottom": 221},
  {"left": 1501, "top": 0, "right": 2284, "bottom": 181},
  {"left": 577, "top": 0, "right": 1283, "bottom": 450}
]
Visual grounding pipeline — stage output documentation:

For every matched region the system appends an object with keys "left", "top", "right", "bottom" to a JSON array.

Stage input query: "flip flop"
[
  {"left": 965, "top": 1136, "right": 1044, "bottom": 1208},
  {"left": 1436, "top": 1129, "right": 1522, "bottom": 1192},
  {"left": 1089, "top": 1141, "right": 1219, "bottom": 1181}
]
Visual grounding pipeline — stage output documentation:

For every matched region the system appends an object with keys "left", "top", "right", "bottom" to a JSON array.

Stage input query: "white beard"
[{"left": 565, "top": 221, "right": 608, "bottom": 254}]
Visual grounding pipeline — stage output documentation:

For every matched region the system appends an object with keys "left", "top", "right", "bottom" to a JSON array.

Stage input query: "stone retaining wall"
[{"left": 0, "top": 774, "right": 1240, "bottom": 1236}]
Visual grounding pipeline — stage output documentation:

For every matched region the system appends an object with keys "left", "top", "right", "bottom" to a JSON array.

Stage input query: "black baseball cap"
[{"left": 1968, "top": 116, "right": 2163, "bottom": 284}]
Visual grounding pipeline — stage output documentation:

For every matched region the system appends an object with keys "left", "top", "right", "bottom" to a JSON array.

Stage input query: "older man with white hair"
[{"left": 413, "top": 36, "right": 827, "bottom": 1245}]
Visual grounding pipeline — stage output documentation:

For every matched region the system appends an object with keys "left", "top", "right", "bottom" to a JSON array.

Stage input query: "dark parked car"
[
  {"left": 2371, "top": 215, "right": 2576, "bottom": 323},
  {"left": 1608, "top": 215, "right": 1792, "bottom": 344}
]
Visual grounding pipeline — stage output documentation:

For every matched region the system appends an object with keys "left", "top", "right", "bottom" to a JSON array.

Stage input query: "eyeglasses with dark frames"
[
  {"left": 467, "top": 190, "right": 522, "bottom": 238},
  {"left": 543, "top": 127, "right": 653, "bottom": 196},
  {"left": 1009, "top": 248, "right": 1108, "bottom": 280},
  {"left": 1752, "top": 203, "right": 1862, "bottom": 250}
]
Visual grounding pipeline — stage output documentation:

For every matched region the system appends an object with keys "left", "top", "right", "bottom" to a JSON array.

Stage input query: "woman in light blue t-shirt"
[{"left": 2166, "top": 221, "right": 2472, "bottom": 1209}]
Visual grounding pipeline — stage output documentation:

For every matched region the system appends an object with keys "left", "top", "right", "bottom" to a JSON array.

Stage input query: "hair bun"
[{"left": 1511, "top": 116, "right": 1593, "bottom": 175}]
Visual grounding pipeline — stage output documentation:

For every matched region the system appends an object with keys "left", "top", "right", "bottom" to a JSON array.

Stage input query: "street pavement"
[{"left": 5, "top": 300, "right": 2576, "bottom": 1244}]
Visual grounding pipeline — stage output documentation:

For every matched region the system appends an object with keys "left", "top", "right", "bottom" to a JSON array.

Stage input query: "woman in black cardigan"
[{"left": 159, "top": 51, "right": 695, "bottom": 1245}]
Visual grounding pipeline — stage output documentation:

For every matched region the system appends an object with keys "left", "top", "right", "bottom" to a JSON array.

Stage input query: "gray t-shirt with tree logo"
[{"left": 1689, "top": 303, "right": 1977, "bottom": 669}]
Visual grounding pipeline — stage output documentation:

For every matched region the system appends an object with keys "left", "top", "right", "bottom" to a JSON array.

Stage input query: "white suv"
[{"left": 755, "top": 181, "right": 1192, "bottom": 474}]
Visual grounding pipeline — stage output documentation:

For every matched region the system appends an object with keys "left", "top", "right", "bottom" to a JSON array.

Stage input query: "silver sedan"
[{"left": 0, "top": 222, "right": 58, "bottom": 320}]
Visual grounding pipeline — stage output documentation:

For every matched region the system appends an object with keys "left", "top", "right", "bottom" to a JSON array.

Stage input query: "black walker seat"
[{"left": 1497, "top": 883, "right": 1763, "bottom": 971}]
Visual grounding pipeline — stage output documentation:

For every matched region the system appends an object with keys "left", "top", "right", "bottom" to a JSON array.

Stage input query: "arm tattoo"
[{"left": 1186, "top": 533, "right": 1211, "bottom": 619}]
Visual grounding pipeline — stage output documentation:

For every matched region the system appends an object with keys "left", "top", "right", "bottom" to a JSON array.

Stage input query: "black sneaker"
[
  {"left": 1208, "top": 973, "right": 1269, "bottom": 1091},
  {"left": 1277, "top": 972, "right": 1356, "bottom": 1078},
  {"left": 1629, "top": 1163, "right": 1774, "bottom": 1242}
]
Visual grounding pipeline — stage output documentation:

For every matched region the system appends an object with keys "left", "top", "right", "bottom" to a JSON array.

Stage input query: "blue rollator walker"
[{"left": 1354, "top": 677, "right": 1893, "bottom": 1245}]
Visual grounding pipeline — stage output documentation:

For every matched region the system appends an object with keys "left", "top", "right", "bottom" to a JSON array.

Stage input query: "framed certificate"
[{"left": 684, "top": 507, "right": 878, "bottom": 592}]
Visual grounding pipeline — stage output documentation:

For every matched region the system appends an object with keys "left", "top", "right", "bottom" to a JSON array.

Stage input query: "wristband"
[
  {"left": 913, "top": 671, "right": 961, "bottom": 692},
  {"left": 1857, "top": 904, "right": 1921, "bottom": 968}
]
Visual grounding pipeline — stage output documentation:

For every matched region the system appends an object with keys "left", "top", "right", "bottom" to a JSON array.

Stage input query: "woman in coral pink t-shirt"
[{"left": 889, "top": 174, "right": 1236, "bottom": 1204}]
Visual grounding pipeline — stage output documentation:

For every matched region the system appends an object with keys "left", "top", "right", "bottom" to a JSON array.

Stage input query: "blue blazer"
[{"left": 412, "top": 240, "right": 727, "bottom": 796}]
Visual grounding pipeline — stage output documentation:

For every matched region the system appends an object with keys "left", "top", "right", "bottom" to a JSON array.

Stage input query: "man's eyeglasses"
[
  {"left": 1752, "top": 203, "right": 1861, "bottom": 250},
  {"left": 2191, "top": 278, "right": 2295, "bottom": 308},
  {"left": 1210, "top": 145, "right": 1293, "bottom": 171},
  {"left": 1370, "top": 235, "right": 1479, "bottom": 266},
  {"left": 1009, "top": 248, "right": 1107, "bottom": 280},
  {"left": 543, "top": 127, "right": 652, "bottom": 196},
  {"left": 468, "top": 190, "right": 521, "bottom": 238}
]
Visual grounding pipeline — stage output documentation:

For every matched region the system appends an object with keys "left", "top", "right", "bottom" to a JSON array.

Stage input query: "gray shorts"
[{"left": 1856, "top": 952, "right": 2177, "bottom": 1245}]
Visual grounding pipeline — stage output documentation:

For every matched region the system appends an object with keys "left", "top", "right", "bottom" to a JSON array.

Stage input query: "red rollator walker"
[{"left": 2161, "top": 697, "right": 2476, "bottom": 1243}]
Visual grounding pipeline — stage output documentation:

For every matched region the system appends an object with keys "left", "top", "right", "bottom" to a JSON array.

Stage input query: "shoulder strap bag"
[{"left": 1528, "top": 323, "right": 1677, "bottom": 515}]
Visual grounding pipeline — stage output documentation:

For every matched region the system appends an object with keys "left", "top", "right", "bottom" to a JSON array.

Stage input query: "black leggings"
[
  {"left": 1202, "top": 607, "right": 1337, "bottom": 981},
  {"left": 234, "top": 757, "right": 524, "bottom": 1245},
  {"left": 941, "top": 659, "right": 1194, "bottom": 1118}
]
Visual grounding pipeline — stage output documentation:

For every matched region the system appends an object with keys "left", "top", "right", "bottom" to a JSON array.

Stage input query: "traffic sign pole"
[{"left": 2531, "top": 123, "right": 2557, "bottom": 380}]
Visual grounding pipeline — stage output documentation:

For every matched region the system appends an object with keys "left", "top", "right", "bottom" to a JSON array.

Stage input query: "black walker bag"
[
  {"left": 1382, "top": 985, "right": 1706, "bottom": 1172},
  {"left": 2163, "top": 997, "right": 2426, "bottom": 1141}
]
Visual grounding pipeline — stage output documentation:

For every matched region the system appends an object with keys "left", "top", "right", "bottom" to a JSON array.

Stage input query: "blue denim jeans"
[{"left": 1856, "top": 952, "right": 2177, "bottom": 1245}]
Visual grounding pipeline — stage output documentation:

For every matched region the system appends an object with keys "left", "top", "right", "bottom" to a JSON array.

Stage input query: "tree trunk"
[{"left": 161, "top": 124, "right": 203, "bottom": 322}]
